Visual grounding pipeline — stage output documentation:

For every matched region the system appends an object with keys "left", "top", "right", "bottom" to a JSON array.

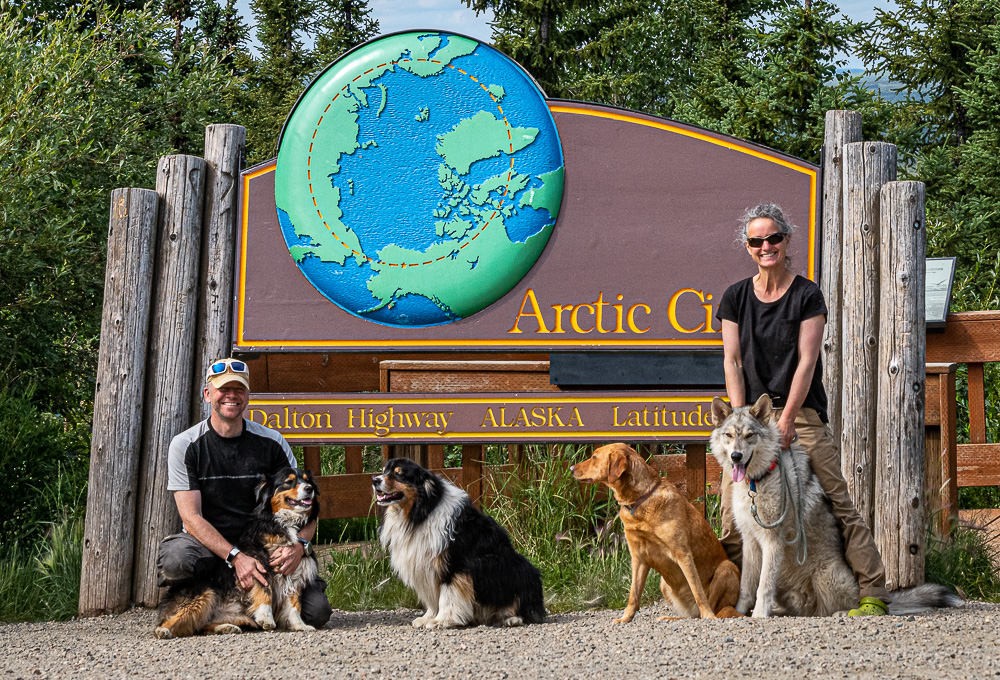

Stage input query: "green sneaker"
[{"left": 848, "top": 597, "right": 888, "bottom": 616}]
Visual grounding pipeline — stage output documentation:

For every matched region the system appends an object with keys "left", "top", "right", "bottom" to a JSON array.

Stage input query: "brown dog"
[{"left": 571, "top": 443, "right": 741, "bottom": 622}]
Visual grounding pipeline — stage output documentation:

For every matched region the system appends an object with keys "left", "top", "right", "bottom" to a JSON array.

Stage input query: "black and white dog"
[{"left": 372, "top": 458, "right": 545, "bottom": 628}]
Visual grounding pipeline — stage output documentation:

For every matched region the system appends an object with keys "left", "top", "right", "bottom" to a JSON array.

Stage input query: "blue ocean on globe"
[{"left": 275, "top": 32, "right": 564, "bottom": 328}]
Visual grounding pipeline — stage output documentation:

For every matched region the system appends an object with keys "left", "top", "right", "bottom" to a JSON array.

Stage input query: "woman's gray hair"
[{"left": 735, "top": 203, "right": 797, "bottom": 270}]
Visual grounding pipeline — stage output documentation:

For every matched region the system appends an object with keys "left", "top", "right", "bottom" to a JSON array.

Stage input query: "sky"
[{"left": 234, "top": 0, "right": 897, "bottom": 69}]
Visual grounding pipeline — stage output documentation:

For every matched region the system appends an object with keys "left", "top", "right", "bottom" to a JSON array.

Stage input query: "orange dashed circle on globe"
[{"left": 274, "top": 31, "right": 564, "bottom": 327}]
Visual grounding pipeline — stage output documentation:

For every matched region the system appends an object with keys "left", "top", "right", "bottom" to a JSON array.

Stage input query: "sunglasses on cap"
[
  {"left": 206, "top": 359, "right": 248, "bottom": 380},
  {"left": 746, "top": 232, "right": 787, "bottom": 248}
]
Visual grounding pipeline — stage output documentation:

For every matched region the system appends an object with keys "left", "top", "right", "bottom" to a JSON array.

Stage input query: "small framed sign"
[{"left": 926, "top": 257, "right": 957, "bottom": 330}]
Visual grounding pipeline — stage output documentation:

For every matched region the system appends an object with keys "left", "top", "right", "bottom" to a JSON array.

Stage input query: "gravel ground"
[{"left": 2, "top": 601, "right": 998, "bottom": 680}]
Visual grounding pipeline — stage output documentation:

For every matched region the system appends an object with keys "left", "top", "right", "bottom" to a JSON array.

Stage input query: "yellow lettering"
[
  {"left": 567, "top": 407, "right": 584, "bottom": 426},
  {"left": 668, "top": 288, "right": 706, "bottom": 333},
  {"left": 300, "top": 413, "right": 316, "bottom": 429},
  {"left": 627, "top": 303, "right": 651, "bottom": 333},
  {"left": 571, "top": 303, "right": 595, "bottom": 333},
  {"left": 508, "top": 289, "right": 550, "bottom": 333},
  {"left": 593, "top": 292, "right": 609, "bottom": 333},
  {"left": 513, "top": 408, "right": 530, "bottom": 427},
  {"left": 612, "top": 294, "right": 626, "bottom": 333},
  {"left": 701, "top": 293, "right": 717, "bottom": 333},
  {"left": 317, "top": 412, "right": 332, "bottom": 429},
  {"left": 690, "top": 404, "right": 704, "bottom": 427},
  {"left": 249, "top": 409, "right": 267, "bottom": 424},
  {"left": 613, "top": 406, "right": 625, "bottom": 426},
  {"left": 481, "top": 408, "right": 498, "bottom": 428},
  {"left": 266, "top": 413, "right": 281, "bottom": 429},
  {"left": 550, "top": 304, "right": 572, "bottom": 333},
  {"left": 531, "top": 407, "right": 547, "bottom": 427},
  {"left": 548, "top": 407, "right": 565, "bottom": 427},
  {"left": 374, "top": 411, "right": 389, "bottom": 436}
]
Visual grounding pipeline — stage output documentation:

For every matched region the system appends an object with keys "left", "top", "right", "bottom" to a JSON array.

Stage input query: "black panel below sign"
[{"left": 549, "top": 352, "right": 726, "bottom": 387}]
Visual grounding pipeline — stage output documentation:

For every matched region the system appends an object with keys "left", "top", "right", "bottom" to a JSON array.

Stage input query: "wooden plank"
[
  {"left": 385, "top": 360, "right": 556, "bottom": 393},
  {"left": 80, "top": 188, "right": 158, "bottom": 617},
  {"left": 345, "top": 445, "right": 363, "bottom": 474},
  {"left": 956, "top": 443, "right": 1000, "bottom": 487},
  {"left": 461, "top": 444, "right": 483, "bottom": 506},
  {"left": 967, "top": 362, "right": 987, "bottom": 444},
  {"left": 427, "top": 444, "right": 445, "bottom": 470},
  {"left": 841, "top": 141, "right": 897, "bottom": 529},
  {"left": 133, "top": 155, "right": 207, "bottom": 608},
  {"left": 821, "top": 110, "right": 862, "bottom": 448},
  {"left": 192, "top": 124, "right": 245, "bottom": 422},
  {"left": 927, "top": 312, "right": 1000, "bottom": 363},
  {"left": 874, "top": 180, "right": 926, "bottom": 588},
  {"left": 303, "top": 446, "right": 322, "bottom": 475},
  {"left": 685, "top": 443, "right": 707, "bottom": 516}
]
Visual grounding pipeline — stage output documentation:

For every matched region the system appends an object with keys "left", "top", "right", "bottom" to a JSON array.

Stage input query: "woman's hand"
[{"left": 776, "top": 414, "right": 797, "bottom": 450}]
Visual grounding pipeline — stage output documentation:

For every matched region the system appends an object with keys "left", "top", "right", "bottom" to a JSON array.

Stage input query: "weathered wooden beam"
[
  {"left": 79, "top": 189, "right": 158, "bottom": 617},
  {"left": 133, "top": 154, "right": 207, "bottom": 608},
  {"left": 821, "top": 111, "right": 862, "bottom": 446},
  {"left": 841, "top": 141, "right": 896, "bottom": 528},
  {"left": 874, "top": 180, "right": 926, "bottom": 589},
  {"left": 924, "top": 363, "right": 958, "bottom": 538},
  {"left": 192, "top": 124, "right": 246, "bottom": 422}
]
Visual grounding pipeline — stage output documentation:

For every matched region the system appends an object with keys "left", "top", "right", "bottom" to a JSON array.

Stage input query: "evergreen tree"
[{"left": 313, "top": 0, "right": 379, "bottom": 67}]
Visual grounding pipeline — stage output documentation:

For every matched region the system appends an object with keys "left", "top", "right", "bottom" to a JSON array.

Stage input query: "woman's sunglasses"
[
  {"left": 207, "top": 359, "right": 248, "bottom": 377},
  {"left": 746, "top": 232, "right": 787, "bottom": 248}
]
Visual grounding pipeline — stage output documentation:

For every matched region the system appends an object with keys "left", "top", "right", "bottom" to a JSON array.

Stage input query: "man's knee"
[
  {"left": 300, "top": 577, "right": 332, "bottom": 628},
  {"left": 157, "top": 533, "right": 215, "bottom": 586}
]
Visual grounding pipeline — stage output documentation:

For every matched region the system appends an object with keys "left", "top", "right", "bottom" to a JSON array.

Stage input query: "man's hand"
[
  {"left": 776, "top": 414, "right": 797, "bottom": 450},
  {"left": 270, "top": 542, "right": 305, "bottom": 576},
  {"left": 234, "top": 553, "right": 268, "bottom": 590}
]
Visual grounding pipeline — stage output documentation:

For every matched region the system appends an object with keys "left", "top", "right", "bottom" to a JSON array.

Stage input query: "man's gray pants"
[{"left": 157, "top": 533, "right": 332, "bottom": 629}]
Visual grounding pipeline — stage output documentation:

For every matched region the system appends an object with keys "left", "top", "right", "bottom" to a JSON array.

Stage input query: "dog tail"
[{"left": 886, "top": 583, "right": 963, "bottom": 615}]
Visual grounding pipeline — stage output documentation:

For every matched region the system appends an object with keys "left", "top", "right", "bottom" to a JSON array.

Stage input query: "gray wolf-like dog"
[{"left": 710, "top": 395, "right": 962, "bottom": 617}]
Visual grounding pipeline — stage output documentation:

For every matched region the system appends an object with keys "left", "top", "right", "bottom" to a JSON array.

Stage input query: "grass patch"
[
  {"left": 0, "top": 514, "right": 83, "bottom": 622},
  {"left": 926, "top": 522, "right": 1000, "bottom": 602}
]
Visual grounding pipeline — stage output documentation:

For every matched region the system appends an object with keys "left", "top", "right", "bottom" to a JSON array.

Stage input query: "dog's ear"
[
  {"left": 253, "top": 473, "right": 272, "bottom": 514},
  {"left": 304, "top": 469, "right": 318, "bottom": 496},
  {"left": 749, "top": 393, "right": 773, "bottom": 424},
  {"left": 711, "top": 396, "right": 732, "bottom": 426},
  {"left": 608, "top": 450, "right": 628, "bottom": 483}
]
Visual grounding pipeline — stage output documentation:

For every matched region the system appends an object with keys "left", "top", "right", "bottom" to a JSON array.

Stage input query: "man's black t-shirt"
[
  {"left": 167, "top": 419, "right": 296, "bottom": 544},
  {"left": 716, "top": 275, "right": 829, "bottom": 423}
]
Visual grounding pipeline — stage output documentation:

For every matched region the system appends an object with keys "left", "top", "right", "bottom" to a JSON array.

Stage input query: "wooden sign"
[
  {"left": 246, "top": 391, "right": 725, "bottom": 444},
  {"left": 234, "top": 33, "right": 820, "bottom": 353}
]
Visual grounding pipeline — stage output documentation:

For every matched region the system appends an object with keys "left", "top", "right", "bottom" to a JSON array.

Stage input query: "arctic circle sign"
[{"left": 274, "top": 31, "right": 565, "bottom": 328}]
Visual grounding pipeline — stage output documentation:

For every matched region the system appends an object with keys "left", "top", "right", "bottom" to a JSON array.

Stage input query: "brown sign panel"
[
  {"left": 246, "top": 391, "right": 725, "bottom": 444},
  {"left": 236, "top": 101, "right": 820, "bottom": 352}
]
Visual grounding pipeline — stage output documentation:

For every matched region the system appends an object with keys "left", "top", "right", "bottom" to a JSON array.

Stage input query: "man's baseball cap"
[{"left": 205, "top": 358, "right": 250, "bottom": 390}]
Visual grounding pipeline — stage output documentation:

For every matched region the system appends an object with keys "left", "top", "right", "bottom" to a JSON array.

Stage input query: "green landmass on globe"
[{"left": 274, "top": 32, "right": 564, "bottom": 326}]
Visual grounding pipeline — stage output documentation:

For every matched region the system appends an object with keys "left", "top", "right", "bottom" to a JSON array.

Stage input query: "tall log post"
[
  {"left": 875, "top": 181, "right": 926, "bottom": 590},
  {"left": 79, "top": 189, "right": 158, "bottom": 616},
  {"left": 841, "top": 142, "right": 896, "bottom": 528},
  {"left": 132, "top": 155, "right": 207, "bottom": 607},
  {"left": 192, "top": 125, "right": 246, "bottom": 422},
  {"left": 820, "top": 111, "right": 862, "bottom": 446}
]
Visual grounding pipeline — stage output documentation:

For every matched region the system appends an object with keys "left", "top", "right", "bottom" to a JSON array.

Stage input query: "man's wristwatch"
[
  {"left": 226, "top": 546, "right": 241, "bottom": 567},
  {"left": 297, "top": 537, "right": 312, "bottom": 555}
]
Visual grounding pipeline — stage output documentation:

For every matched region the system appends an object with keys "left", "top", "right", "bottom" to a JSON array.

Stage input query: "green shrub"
[{"left": 925, "top": 523, "right": 1000, "bottom": 602}]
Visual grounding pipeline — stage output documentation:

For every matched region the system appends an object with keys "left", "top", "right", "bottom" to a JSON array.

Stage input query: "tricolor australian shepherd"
[
  {"left": 155, "top": 468, "right": 320, "bottom": 638},
  {"left": 372, "top": 458, "right": 546, "bottom": 628}
]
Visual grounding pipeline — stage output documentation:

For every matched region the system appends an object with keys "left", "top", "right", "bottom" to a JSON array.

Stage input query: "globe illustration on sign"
[{"left": 274, "top": 31, "right": 564, "bottom": 327}]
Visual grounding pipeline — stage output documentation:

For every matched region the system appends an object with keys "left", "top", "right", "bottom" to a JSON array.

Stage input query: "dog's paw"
[
  {"left": 751, "top": 607, "right": 771, "bottom": 618},
  {"left": 411, "top": 614, "right": 434, "bottom": 628},
  {"left": 656, "top": 616, "right": 680, "bottom": 622},
  {"left": 503, "top": 616, "right": 524, "bottom": 627},
  {"left": 613, "top": 616, "right": 634, "bottom": 624},
  {"left": 253, "top": 605, "right": 276, "bottom": 630},
  {"left": 212, "top": 624, "right": 242, "bottom": 635},
  {"left": 289, "top": 623, "right": 316, "bottom": 632},
  {"left": 154, "top": 627, "right": 173, "bottom": 640}
]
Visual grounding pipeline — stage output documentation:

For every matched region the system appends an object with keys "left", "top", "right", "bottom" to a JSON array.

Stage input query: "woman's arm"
[
  {"left": 721, "top": 319, "right": 746, "bottom": 408},
  {"left": 775, "top": 314, "right": 825, "bottom": 448}
]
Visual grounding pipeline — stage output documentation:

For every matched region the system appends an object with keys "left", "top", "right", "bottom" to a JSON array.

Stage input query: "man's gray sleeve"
[{"left": 166, "top": 422, "right": 205, "bottom": 491}]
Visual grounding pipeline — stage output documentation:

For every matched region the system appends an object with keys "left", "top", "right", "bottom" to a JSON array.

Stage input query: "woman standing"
[{"left": 715, "top": 202, "right": 890, "bottom": 617}]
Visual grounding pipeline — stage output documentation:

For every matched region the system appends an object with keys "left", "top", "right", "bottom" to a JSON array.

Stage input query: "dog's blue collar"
[{"left": 748, "top": 460, "right": 779, "bottom": 493}]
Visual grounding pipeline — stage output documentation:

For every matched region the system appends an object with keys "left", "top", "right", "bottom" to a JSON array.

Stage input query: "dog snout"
[
  {"left": 371, "top": 474, "right": 382, "bottom": 489},
  {"left": 569, "top": 464, "right": 575, "bottom": 473},
  {"left": 730, "top": 451, "right": 743, "bottom": 463}
]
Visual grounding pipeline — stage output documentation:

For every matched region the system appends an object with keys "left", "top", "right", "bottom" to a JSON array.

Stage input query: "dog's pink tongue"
[{"left": 732, "top": 464, "right": 746, "bottom": 483}]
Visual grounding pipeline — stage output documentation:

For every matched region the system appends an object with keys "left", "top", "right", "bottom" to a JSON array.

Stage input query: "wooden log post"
[
  {"left": 192, "top": 124, "right": 246, "bottom": 422},
  {"left": 841, "top": 142, "right": 896, "bottom": 528},
  {"left": 821, "top": 111, "right": 862, "bottom": 446},
  {"left": 132, "top": 155, "right": 207, "bottom": 607},
  {"left": 874, "top": 181, "right": 926, "bottom": 589},
  {"left": 79, "top": 189, "right": 159, "bottom": 617}
]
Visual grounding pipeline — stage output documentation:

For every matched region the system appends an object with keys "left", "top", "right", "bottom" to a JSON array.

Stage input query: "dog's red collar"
[
  {"left": 621, "top": 487, "right": 657, "bottom": 516},
  {"left": 748, "top": 460, "right": 778, "bottom": 492}
]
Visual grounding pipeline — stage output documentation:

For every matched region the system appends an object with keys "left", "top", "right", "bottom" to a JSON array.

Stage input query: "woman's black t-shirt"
[{"left": 715, "top": 275, "right": 829, "bottom": 423}]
